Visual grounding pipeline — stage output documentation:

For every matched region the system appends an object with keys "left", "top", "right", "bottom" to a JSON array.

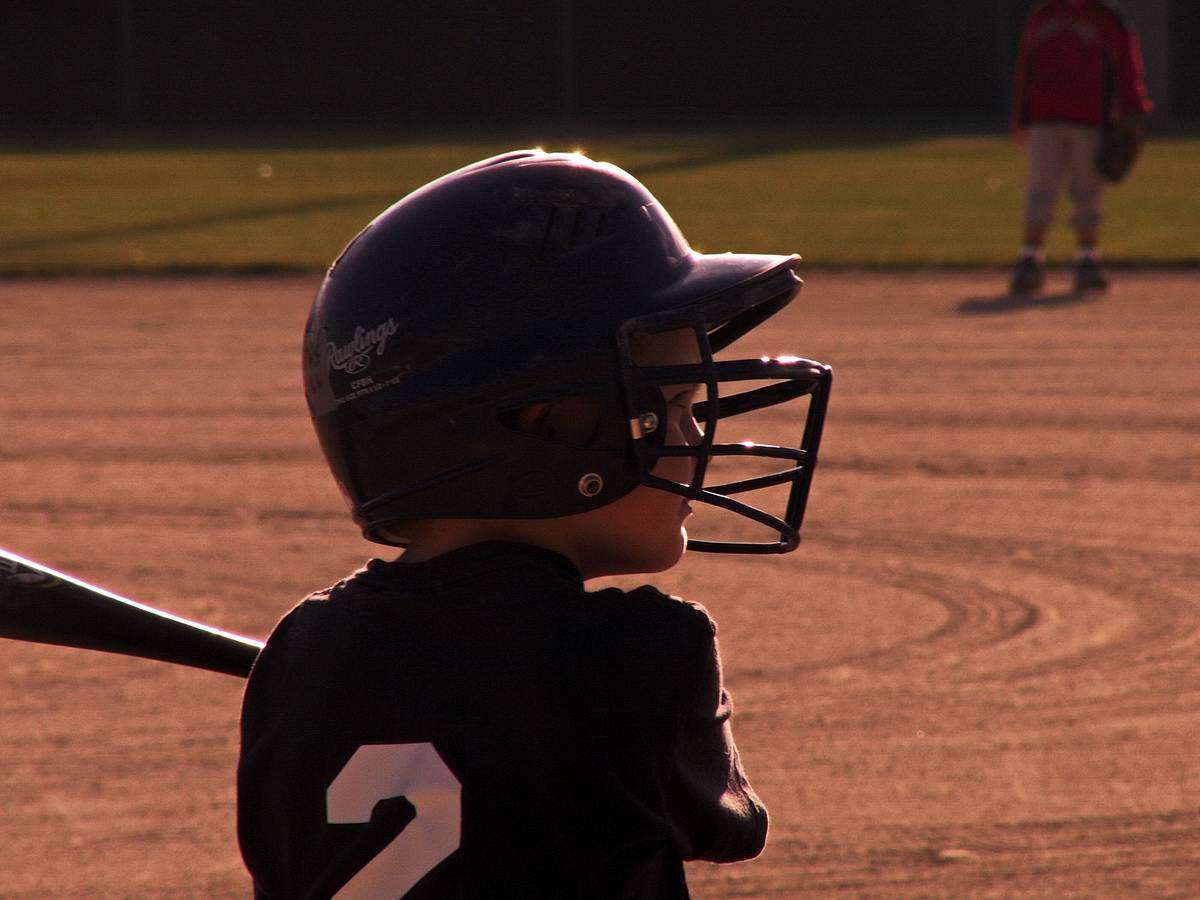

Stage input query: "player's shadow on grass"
[{"left": 957, "top": 289, "right": 1104, "bottom": 315}]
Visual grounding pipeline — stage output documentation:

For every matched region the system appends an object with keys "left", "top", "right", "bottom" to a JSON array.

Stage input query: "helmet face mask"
[
  {"left": 619, "top": 320, "right": 830, "bottom": 554},
  {"left": 303, "top": 149, "right": 831, "bottom": 554}
]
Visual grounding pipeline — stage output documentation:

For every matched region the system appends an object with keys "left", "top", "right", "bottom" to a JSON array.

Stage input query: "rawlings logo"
[{"left": 327, "top": 319, "right": 399, "bottom": 374}]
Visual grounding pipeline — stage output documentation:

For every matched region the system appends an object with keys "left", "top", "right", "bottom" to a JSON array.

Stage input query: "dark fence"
[{"left": 0, "top": 1, "right": 1192, "bottom": 132}]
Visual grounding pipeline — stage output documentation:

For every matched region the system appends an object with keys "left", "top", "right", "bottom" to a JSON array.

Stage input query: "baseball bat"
[{"left": 0, "top": 547, "right": 263, "bottom": 678}]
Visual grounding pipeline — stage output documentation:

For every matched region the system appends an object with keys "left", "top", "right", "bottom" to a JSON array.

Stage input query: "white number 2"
[{"left": 327, "top": 743, "right": 462, "bottom": 899}]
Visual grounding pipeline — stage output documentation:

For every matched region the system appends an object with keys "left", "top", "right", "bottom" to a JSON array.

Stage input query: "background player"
[
  {"left": 1009, "top": 0, "right": 1152, "bottom": 294},
  {"left": 237, "top": 150, "right": 830, "bottom": 898}
]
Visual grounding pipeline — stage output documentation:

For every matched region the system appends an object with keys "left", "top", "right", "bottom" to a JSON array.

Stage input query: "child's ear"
[
  {"left": 508, "top": 397, "right": 605, "bottom": 445},
  {"left": 514, "top": 402, "right": 555, "bottom": 435}
]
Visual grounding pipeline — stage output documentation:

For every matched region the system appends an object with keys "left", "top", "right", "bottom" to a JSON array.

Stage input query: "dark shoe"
[
  {"left": 1074, "top": 258, "right": 1110, "bottom": 292},
  {"left": 1010, "top": 256, "right": 1044, "bottom": 294}
]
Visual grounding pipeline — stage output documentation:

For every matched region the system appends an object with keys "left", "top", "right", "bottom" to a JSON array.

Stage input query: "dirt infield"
[{"left": 1, "top": 270, "right": 1197, "bottom": 898}]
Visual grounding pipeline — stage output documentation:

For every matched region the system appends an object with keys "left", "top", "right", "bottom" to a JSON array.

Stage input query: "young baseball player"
[
  {"left": 237, "top": 150, "right": 831, "bottom": 898},
  {"left": 1009, "top": 0, "right": 1152, "bottom": 294}
]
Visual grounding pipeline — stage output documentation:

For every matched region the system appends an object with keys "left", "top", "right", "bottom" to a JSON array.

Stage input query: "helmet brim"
[{"left": 637, "top": 250, "right": 803, "bottom": 351}]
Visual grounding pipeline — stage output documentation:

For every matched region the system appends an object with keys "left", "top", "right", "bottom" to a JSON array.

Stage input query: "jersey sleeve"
[
  {"left": 661, "top": 607, "right": 768, "bottom": 863},
  {"left": 1110, "top": 22, "right": 1153, "bottom": 119}
]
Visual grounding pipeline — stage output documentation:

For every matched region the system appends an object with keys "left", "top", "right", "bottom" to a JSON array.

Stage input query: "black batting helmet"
[{"left": 303, "top": 150, "right": 830, "bottom": 553}]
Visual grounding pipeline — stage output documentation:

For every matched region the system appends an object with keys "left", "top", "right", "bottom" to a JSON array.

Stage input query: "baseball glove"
[{"left": 1096, "top": 120, "right": 1144, "bottom": 183}]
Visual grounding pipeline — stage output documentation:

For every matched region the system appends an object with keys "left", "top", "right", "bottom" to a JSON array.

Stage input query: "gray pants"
[{"left": 1023, "top": 123, "right": 1105, "bottom": 232}]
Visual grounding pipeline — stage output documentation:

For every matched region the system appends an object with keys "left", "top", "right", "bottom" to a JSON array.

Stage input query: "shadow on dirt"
[{"left": 956, "top": 290, "right": 1106, "bottom": 315}]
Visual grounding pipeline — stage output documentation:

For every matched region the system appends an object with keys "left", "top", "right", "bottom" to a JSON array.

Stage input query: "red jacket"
[{"left": 1012, "top": 0, "right": 1152, "bottom": 130}]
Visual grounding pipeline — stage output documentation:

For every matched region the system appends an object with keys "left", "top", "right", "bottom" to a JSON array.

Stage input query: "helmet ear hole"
[{"left": 499, "top": 396, "right": 609, "bottom": 448}]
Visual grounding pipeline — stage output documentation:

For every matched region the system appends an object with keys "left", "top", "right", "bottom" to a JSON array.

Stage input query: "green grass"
[{"left": 1, "top": 129, "right": 1198, "bottom": 275}]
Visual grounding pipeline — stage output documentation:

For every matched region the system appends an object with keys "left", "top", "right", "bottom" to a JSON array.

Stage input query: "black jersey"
[{"left": 237, "top": 541, "right": 767, "bottom": 899}]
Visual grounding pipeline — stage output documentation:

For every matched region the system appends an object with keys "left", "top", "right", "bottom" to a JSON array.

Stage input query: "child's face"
[{"left": 568, "top": 328, "right": 703, "bottom": 579}]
